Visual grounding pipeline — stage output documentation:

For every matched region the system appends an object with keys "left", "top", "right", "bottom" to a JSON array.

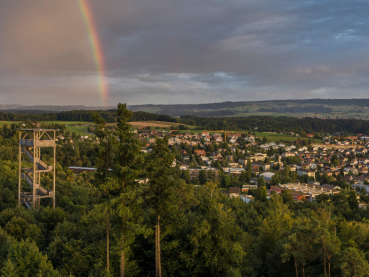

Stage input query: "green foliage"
[
  {"left": 340, "top": 247, "right": 369, "bottom": 277},
  {"left": 281, "top": 218, "right": 315, "bottom": 276},
  {"left": 254, "top": 186, "right": 267, "bottom": 202},
  {"left": 331, "top": 155, "right": 340, "bottom": 167},
  {"left": 3, "top": 104, "right": 369, "bottom": 276},
  {"left": 145, "top": 136, "right": 176, "bottom": 216},
  {"left": 198, "top": 170, "right": 207, "bottom": 185},
  {"left": 281, "top": 190, "right": 294, "bottom": 204},
  {"left": 1, "top": 258, "right": 17, "bottom": 277},
  {"left": 4, "top": 217, "right": 41, "bottom": 243},
  {"left": 315, "top": 193, "right": 330, "bottom": 204},
  {"left": 180, "top": 195, "right": 246, "bottom": 276},
  {"left": 0, "top": 109, "right": 177, "bottom": 123},
  {"left": 257, "top": 176, "right": 265, "bottom": 187},
  {"left": 5, "top": 239, "right": 60, "bottom": 276}
]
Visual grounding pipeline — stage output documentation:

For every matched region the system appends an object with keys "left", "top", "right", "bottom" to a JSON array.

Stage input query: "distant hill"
[
  {"left": 3, "top": 99, "right": 369, "bottom": 119},
  {"left": 128, "top": 99, "right": 369, "bottom": 119}
]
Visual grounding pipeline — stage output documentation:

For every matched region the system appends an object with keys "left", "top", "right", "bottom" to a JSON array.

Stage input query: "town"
[
  {"left": 61, "top": 123, "right": 369, "bottom": 207},
  {"left": 2, "top": 109, "right": 369, "bottom": 276}
]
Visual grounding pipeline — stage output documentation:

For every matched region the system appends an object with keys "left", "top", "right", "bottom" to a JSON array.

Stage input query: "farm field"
[
  {"left": 127, "top": 121, "right": 180, "bottom": 128},
  {"left": 0, "top": 121, "right": 20, "bottom": 126},
  {"left": 40, "top": 120, "right": 182, "bottom": 136},
  {"left": 1, "top": 120, "right": 323, "bottom": 143},
  {"left": 64, "top": 125, "right": 91, "bottom": 137},
  {"left": 40, "top": 121, "right": 93, "bottom": 137},
  {"left": 1, "top": 120, "right": 181, "bottom": 136},
  {"left": 41, "top": 121, "right": 93, "bottom": 125}
]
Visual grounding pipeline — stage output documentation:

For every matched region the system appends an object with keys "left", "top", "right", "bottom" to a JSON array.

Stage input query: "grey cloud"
[{"left": 0, "top": 0, "right": 369, "bottom": 105}]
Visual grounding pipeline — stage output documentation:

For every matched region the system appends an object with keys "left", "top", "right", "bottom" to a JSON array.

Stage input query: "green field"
[
  {"left": 64, "top": 126, "right": 91, "bottom": 137},
  {"left": 0, "top": 121, "right": 20, "bottom": 126},
  {"left": 0, "top": 120, "right": 180, "bottom": 137},
  {"left": 0, "top": 120, "right": 323, "bottom": 143},
  {"left": 39, "top": 121, "right": 93, "bottom": 137},
  {"left": 40, "top": 121, "right": 94, "bottom": 125}
]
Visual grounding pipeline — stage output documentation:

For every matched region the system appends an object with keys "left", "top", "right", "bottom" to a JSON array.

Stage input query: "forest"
[
  {"left": 129, "top": 98, "right": 369, "bottom": 112},
  {"left": 144, "top": 108, "right": 240, "bottom": 117},
  {"left": 180, "top": 115, "right": 369, "bottom": 134},
  {"left": 1, "top": 105, "right": 369, "bottom": 276},
  {"left": 258, "top": 106, "right": 333, "bottom": 114},
  {"left": 0, "top": 110, "right": 176, "bottom": 124}
]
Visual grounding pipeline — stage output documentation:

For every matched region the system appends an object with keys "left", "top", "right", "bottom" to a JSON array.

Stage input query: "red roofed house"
[{"left": 194, "top": 150, "right": 206, "bottom": 157}]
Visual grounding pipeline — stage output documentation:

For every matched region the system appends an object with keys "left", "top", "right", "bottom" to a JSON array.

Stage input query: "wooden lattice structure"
[{"left": 18, "top": 129, "right": 57, "bottom": 209}]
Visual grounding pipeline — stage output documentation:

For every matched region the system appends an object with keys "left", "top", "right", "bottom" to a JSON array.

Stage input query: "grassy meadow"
[{"left": 0, "top": 120, "right": 323, "bottom": 143}]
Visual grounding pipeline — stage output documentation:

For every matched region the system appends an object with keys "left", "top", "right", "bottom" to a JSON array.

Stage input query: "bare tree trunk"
[
  {"left": 323, "top": 257, "right": 327, "bottom": 277},
  {"left": 107, "top": 210, "right": 110, "bottom": 273},
  {"left": 120, "top": 250, "right": 125, "bottom": 277},
  {"left": 120, "top": 195, "right": 125, "bottom": 277},
  {"left": 120, "top": 232, "right": 125, "bottom": 277},
  {"left": 155, "top": 221, "right": 158, "bottom": 277},
  {"left": 328, "top": 259, "right": 331, "bottom": 277},
  {"left": 294, "top": 256, "right": 298, "bottom": 277},
  {"left": 158, "top": 215, "right": 162, "bottom": 277},
  {"left": 156, "top": 215, "right": 162, "bottom": 277}
]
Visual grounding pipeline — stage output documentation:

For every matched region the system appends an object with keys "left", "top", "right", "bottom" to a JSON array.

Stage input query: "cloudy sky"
[{"left": 0, "top": 0, "right": 368, "bottom": 106}]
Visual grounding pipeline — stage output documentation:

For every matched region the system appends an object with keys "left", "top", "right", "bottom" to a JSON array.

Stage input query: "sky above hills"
[{"left": 0, "top": 0, "right": 369, "bottom": 106}]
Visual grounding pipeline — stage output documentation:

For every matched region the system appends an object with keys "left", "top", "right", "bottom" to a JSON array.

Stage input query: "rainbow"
[{"left": 77, "top": 0, "right": 108, "bottom": 106}]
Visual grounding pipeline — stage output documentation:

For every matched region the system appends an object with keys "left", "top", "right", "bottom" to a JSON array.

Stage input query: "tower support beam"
[{"left": 18, "top": 129, "right": 57, "bottom": 209}]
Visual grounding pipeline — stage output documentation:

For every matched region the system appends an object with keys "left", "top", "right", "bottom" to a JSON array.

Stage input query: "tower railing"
[{"left": 18, "top": 129, "right": 57, "bottom": 209}]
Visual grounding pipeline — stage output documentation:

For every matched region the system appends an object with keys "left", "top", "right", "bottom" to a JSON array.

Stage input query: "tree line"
[
  {"left": 180, "top": 115, "right": 369, "bottom": 134},
  {"left": 258, "top": 106, "right": 332, "bottom": 114},
  {"left": 3, "top": 107, "right": 369, "bottom": 134},
  {"left": 0, "top": 110, "right": 176, "bottom": 123}
]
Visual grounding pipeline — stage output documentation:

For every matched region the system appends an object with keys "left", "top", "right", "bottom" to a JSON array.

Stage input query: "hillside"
[{"left": 128, "top": 98, "right": 369, "bottom": 119}]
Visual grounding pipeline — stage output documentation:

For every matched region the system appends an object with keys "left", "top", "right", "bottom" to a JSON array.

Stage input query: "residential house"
[
  {"left": 238, "top": 159, "right": 248, "bottom": 166},
  {"left": 242, "top": 184, "right": 257, "bottom": 193},
  {"left": 321, "top": 184, "right": 340, "bottom": 190},
  {"left": 297, "top": 168, "right": 316, "bottom": 178},
  {"left": 229, "top": 187, "right": 240, "bottom": 198},
  {"left": 252, "top": 162, "right": 270, "bottom": 171},
  {"left": 282, "top": 152, "right": 295, "bottom": 158},
  {"left": 194, "top": 150, "right": 206, "bottom": 157}
]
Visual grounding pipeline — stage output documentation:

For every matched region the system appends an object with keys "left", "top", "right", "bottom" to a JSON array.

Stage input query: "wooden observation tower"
[{"left": 18, "top": 129, "right": 57, "bottom": 209}]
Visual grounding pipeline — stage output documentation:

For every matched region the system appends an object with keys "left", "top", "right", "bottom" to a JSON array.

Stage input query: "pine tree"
[
  {"left": 112, "top": 103, "right": 145, "bottom": 277},
  {"left": 93, "top": 111, "right": 117, "bottom": 274},
  {"left": 1, "top": 259, "right": 17, "bottom": 277},
  {"left": 145, "top": 136, "right": 177, "bottom": 277},
  {"left": 340, "top": 247, "right": 369, "bottom": 277}
]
